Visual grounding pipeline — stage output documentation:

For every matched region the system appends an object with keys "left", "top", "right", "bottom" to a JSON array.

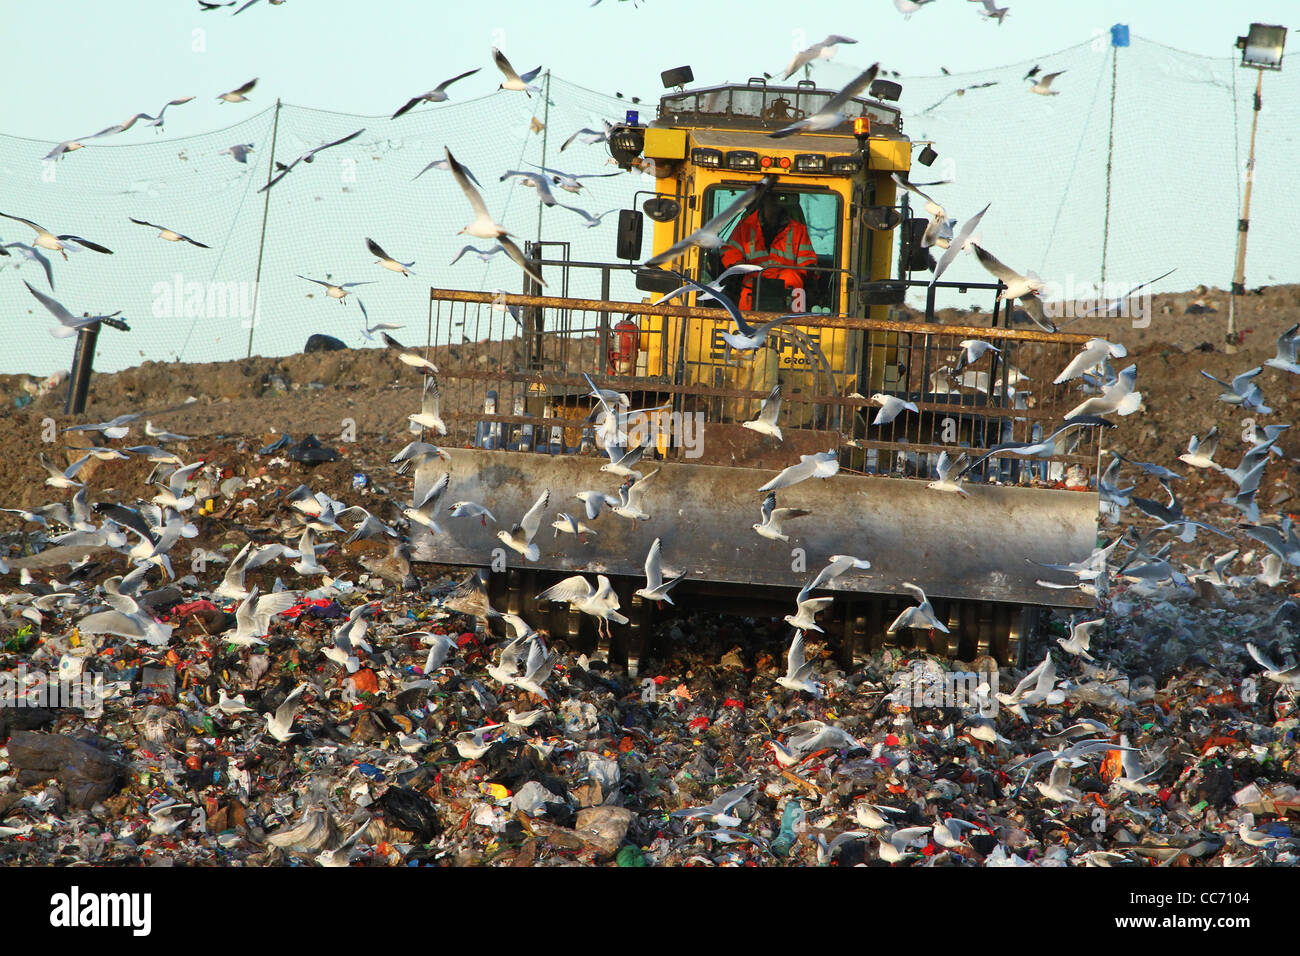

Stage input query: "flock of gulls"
[{"left": 3, "top": 3, "right": 1299, "bottom": 866}]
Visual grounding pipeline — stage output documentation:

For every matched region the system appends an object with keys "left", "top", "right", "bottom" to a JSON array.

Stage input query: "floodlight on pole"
[{"left": 1227, "top": 24, "right": 1286, "bottom": 354}]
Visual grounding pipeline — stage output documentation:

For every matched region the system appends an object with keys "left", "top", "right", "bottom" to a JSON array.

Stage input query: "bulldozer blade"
[{"left": 410, "top": 448, "right": 1098, "bottom": 609}]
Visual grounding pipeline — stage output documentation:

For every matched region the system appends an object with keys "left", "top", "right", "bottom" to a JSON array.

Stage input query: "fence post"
[
  {"left": 246, "top": 98, "right": 282, "bottom": 358},
  {"left": 63, "top": 324, "right": 101, "bottom": 416}
]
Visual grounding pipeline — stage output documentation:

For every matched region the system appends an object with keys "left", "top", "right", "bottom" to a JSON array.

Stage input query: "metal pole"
[
  {"left": 64, "top": 324, "right": 101, "bottom": 416},
  {"left": 535, "top": 71, "right": 552, "bottom": 244},
  {"left": 1100, "top": 45, "right": 1118, "bottom": 290},
  {"left": 1227, "top": 69, "right": 1264, "bottom": 355},
  {"left": 246, "top": 98, "right": 282, "bottom": 358}
]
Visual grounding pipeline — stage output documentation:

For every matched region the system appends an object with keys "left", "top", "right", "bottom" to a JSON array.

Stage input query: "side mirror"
[
  {"left": 616, "top": 209, "right": 644, "bottom": 261},
  {"left": 642, "top": 196, "right": 681, "bottom": 222},
  {"left": 869, "top": 79, "right": 902, "bottom": 102},
  {"left": 635, "top": 268, "right": 681, "bottom": 294},
  {"left": 901, "top": 218, "right": 936, "bottom": 274},
  {"left": 860, "top": 205, "right": 902, "bottom": 231},
  {"left": 859, "top": 281, "right": 908, "bottom": 306}
]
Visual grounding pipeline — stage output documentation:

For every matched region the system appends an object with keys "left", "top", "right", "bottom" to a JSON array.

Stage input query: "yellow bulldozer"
[{"left": 411, "top": 70, "right": 1103, "bottom": 673}]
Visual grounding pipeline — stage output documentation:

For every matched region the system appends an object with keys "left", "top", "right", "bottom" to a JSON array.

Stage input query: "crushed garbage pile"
[{"left": 1, "top": 433, "right": 1298, "bottom": 866}]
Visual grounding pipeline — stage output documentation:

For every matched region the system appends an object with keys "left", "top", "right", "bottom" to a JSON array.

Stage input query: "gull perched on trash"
[
  {"left": 227, "top": 586, "right": 300, "bottom": 646},
  {"left": 782, "top": 34, "right": 858, "bottom": 78},
  {"left": 1057, "top": 616, "right": 1102, "bottom": 660},
  {"left": 497, "top": 489, "right": 549, "bottom": 561},
  {"left": 391, "top": 68, "right": 482, "bottom": 118},
  {"left": 297, "top": 274, "right": 373, "bottom": 304},
  {"left": 776, "top": 630, "right": 824, "bottom": 698},
  {"left": 612, "top": 468, "right": 659, "bottom": 521},
  {"left": 537, "top": 574, "right": 628, "bottom": 638},
  {"left": 1201, "top": 367, "right": 1272, "bottom": 415},
  {"left": 366, "top": 238, "right": 414, "bottom": 276},
  {"left": 218, "top": 78, "right": 258, "bottom": 103},
  {"left": 753, "top": 491, "right": 810, "bottom": 543},
  {"left": 758, "top": 450, "right": 839, "bottom": 492},
  {"left": 869, "top": 392, "right": 918, "bottom": 426},
  {"left": 670, "top": 783, "right": 756, "bottom": 827},
  {"left": 492, "top": 47, "right": 542, "bottom": 95},
  {"left": 887, "top": 583, "right": 948, "bottom": 635},
  {"left": 927, "top": 451, "right": 970, "bottom": 499},
  {"left": 0, "top": 212, "right": 113, "bottom": 259},
  {"left": 260, "top": 128, "right": 365, "bottom": 192},
  {"left": 635, "top": 537, "right": 686, "bottom": 605},
  {"left": 785, "top": 578, "right": 834, "bottom": 633},
  {"left": 770, "top": 64, "right": 879, "bottom": 137},
  {"left": 644, "top": 177, "right": 771, "bottom": 267},
  {"left": 263, "top": 684, "right": 308, "bottom": 743},
  {"left": 217, "top": 689, "right": 254, "bottom": 716}
]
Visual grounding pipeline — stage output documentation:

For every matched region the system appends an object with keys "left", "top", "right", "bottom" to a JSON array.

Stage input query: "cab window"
[{"left": 699, "top": 185, "right": 841, "bottom": 313}]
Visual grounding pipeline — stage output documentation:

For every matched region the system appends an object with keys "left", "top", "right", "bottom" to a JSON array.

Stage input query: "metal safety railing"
[{"left": 425, "top": 286, "right": 1107, "bottom": 487}]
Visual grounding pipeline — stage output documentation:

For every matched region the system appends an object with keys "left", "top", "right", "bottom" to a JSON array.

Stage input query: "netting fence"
[{"left": 1, "top": 34, "right": 1296, "bottom": 378}]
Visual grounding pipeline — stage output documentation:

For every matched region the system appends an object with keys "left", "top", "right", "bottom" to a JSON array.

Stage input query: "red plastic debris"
[
  {"left": 723, "top": 698, "right": 745, "bottom": 709},
  {"left": 688, "top": 716, "right": 709, "bottom": 731},
  {"left": 885, "top": 734, "right": 900, "bottom": 746}
]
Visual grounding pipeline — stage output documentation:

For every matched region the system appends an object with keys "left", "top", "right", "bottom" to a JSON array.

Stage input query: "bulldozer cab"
[{"left": 408, "top": 73, "right": 1103, "bottom": 671}]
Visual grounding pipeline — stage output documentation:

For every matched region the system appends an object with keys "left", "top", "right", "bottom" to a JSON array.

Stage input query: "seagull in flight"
[
  {"left": 217, "top": 78, "right": 258, "bottom": 103},
  {"left": 758, "top": 450, "right": 839, "bottom": 492},
  {"left": 500, "top": 169, "right": 561, "bottom": 206},
  {"left": 1264, "top": 323, "right": 1300, "bottom": 375},
  {"left": 536, "top": 574, "right": 627, "bottom": 639},
  {"left": 776, "top": 630, "right": 825, "bottom": 697},
  {"left": 1200, "top": 367, "right": 1272, "bottom": 415},
  {"left": 219, "top": 143, "right": 255, "bottom": 164},
  {"left": 366, "top": 237, "right": 414, "bottom": 276},
  {"left": 0, "top": 212, "right": 113, "bottom": 259},
  {"left": 259, "top": 128, "right": 365, "bottom": 192},
  {"left": 297, "top": 275, "right": 374, "bottom": 303},
  {"left": 560, "top": 121, "right": 614, "bottom": 151},
  {"left": 391, "top": 68, "right": 482, "bottom": 118},
  {"left": 0, "top": 242, "right": 54, "bottom": 289},
  {"left": 492, "top": 48, "right": 542, "bottom": 95},
  {"left": 128, "top": 218, "right": 209, "bottom": 248},
  {"left": 24, "top": 282, "right": 123, "bottom": 338},
  {"left": 742, "top": 384, "right": 783, "bottom": 441},
  {"left": 529, "top": 164, "right": 623, "bottom": 193},
  {"left": 644, "top": 177, "right": 771, "bottom": 267},
  {"left": 784, "top": 578, "right": 834, "bottom": 634},
  {"left": 887, "top": 582, "right": 948, "bottom": 634},
  {"left": 1029, "top": 71, "right": 1066, "bottom": 96},
  {"left": 635, "top": 537, "right": 686, "bottom": 605},
  {"left": 782, "top": 35, "right": 858, "bottom": 80},
  {"left": 496, "top": 489, "right": 550, "bottom": 561},
  {"left": 770, "top": 64, "right": 879, "bottom": 138}
]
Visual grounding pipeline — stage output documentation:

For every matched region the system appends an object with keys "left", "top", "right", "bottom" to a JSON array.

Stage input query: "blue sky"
[{"left": 7, "top": 0, "right": 1296, "bottom": 141}]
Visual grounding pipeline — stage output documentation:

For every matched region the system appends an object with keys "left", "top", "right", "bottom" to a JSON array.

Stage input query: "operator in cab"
[{"left": 720, "top": 191, "right": 817, "bottom": 312}]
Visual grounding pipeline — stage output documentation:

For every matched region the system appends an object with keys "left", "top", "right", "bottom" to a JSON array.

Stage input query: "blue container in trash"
[{"left": 475, "top": 390, "right": 499, "bottom": 450}]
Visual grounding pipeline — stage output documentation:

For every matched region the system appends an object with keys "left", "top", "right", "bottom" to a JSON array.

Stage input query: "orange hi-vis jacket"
[{"left": 720, "top": 210, "right": 817, "bottom": 309}]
